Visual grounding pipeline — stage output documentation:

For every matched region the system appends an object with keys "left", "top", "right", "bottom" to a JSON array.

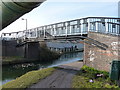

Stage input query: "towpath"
[{"left": 27, "top": 61, "right": 83, "bottom": 88}]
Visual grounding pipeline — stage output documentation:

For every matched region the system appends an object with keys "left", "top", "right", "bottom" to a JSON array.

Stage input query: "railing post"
[
  {"left": 53, "top": 27, "right": 55, "bottom": 36},
  {"left": 96, "top": 22, "right": 98, "bottom": 32},
  {"left": 28, "top": 29, "right": 30, "bottom": 39},
  {"left": 44, "top": 27, "right": 46, "bottom": 38},
  {"left": 105, "top": 22, "right": 109, "bottom": 34},
  {"left": 40, "top": 30, "right": 42, "bottom": 38},
  {"left": 81, "top": 23, "right": 83, "bottom": 35},
  {"left": 50, "top": 28, "right": 52, "bottom": 36},
  {"left": 36, "top": 28, "right": 37, "bottom": 38},
  {"left": 54, "top": 25, "right": 57, "bottom": 36},
  {"left": 88, "top": 18, "right": 90, "bottom": 32},
  {"left": 24, "top": 30, "right": 26, "bottom": 40},
  {"left": 66, "top": 23, "right": 67, "bottom": 36},
  {"left": 70, "top": 25, "right": 72, "bottom": 35},
  {"left": 54, "top": 28, "right": 57, "bottom": 36}
]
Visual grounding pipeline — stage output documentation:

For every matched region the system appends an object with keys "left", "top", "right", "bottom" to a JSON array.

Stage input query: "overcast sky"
[{"left": 0, "top": 0, "right": 120, "bottom": 35}]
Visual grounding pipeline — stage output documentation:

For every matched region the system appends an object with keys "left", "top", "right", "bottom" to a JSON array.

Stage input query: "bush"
[
  {"left": 72, "top": 65, "right": 118, "bottom": 88},
  {"left": 81, "top": 65, "right": 109, "bottom": 79}
]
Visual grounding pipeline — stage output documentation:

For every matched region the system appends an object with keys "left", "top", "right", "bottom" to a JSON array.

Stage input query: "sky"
[{"left": 0, "top": 0, "right": 120, "bottom": 35}]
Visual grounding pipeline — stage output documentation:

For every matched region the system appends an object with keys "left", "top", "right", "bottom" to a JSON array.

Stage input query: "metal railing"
[{"left": 1, "top": 17, "right": 120, "bottom": 40}]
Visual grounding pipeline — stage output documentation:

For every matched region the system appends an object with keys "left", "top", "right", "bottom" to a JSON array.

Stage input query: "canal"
[{"left": 2, "top": 52, "right": 83, "bottom": 85}]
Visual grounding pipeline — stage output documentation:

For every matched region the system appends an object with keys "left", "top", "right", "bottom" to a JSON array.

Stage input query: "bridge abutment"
[
  {"left": 2, "top": 40, "right": 61, "bottom": 65},
  {"left": 84, "top": 32, "right": 120, "bottom": 72}
]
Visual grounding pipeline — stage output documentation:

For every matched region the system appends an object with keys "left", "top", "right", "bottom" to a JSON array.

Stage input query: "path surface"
[
  {"left": 58, "top": 61, "right": 83, "bottom": 70},
  {"left": 27, "top": 61, "right": 83, "bottom": 88}
]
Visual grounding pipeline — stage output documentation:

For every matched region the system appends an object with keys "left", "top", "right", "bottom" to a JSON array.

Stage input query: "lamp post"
[
  {"left": 21, "top": 18, "right": 28, "bottom": 58},
  {"left": 118, "top": 1, "right": 120, "bottom": 18},
  {"left": 22, "top": 18, "right": 28, "bottom": 39},
  {"left": 22, "top": 18, "right": 27, "bottom": 31}
]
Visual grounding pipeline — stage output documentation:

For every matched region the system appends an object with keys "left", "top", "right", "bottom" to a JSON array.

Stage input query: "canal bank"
[
  {"left": 2, "top": 52, "right": 83, "bottom": 85},
  {"left": 2, "top": 61, "right": 118, "bottom": 89},
  {"left": 2, "top": 61, "right": 83, "bottom": 89}
]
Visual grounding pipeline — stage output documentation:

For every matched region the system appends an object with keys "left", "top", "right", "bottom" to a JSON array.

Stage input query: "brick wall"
[{"left": 84, "top": 32, "right": 120, "bottom": 71}]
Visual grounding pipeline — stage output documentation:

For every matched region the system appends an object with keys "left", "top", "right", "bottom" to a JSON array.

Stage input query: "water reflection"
[
  {"left": 2, "top": 52, "right": 83, "bottom": 85},
  {"left": 47, "top": 52, "right": 83, "bottom": 67}
]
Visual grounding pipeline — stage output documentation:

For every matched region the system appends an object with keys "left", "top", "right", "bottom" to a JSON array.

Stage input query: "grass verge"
[
  {"left": 72, "top": 65, "right": 119, "bottom": 88},
  {"left": 2, "top": 68, "right": 55, "bottom": 89},
  {"left": 2, "top": 56, "right": 24, "bottom": 62}
]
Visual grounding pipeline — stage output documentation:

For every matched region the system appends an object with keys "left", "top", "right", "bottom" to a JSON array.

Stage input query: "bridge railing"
[{"left": 1, "top": 17, "right": 120, "bottom": 40}]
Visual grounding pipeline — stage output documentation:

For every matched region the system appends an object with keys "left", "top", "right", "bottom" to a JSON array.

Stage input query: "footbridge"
[
  {"left": 1, "top": 17, "right": 120, "bottom": 40},
  {"left": 1, "top": 17, "right": 120, "bottom": 50}
]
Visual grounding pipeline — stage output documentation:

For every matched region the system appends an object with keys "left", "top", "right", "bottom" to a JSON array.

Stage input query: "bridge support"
[{"left": 84, "top": 32, "right": 120, "bottom": 72}]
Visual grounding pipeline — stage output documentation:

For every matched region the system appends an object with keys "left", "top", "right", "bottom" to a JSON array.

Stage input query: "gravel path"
[
  {"left": 27, "top": 69, "right": 77, "bottom": 88},
  {"left": 26, "top": 61, "right": 83, "bottom": 88}
]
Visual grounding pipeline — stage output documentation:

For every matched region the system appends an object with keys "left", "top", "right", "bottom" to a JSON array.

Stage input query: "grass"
[
  {"left": 72, "top": 65, "right": 119, "bottom": 88},
  {"left": 2, "top": 56, "right": 28, "bottom": 65},
  {"left": 2, "top": 56, "right": 24, "bottom": 62},
  {"left": 2, "top": 56, "right": 25, "bottom": 64},
  {"left": 2, "top": 67, "right": 55, "bottom": 89}
]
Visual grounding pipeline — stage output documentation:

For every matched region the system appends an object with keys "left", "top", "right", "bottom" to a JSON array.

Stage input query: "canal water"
[{"left": 2, "top": 52, "right": 83, "bottom": 85}]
